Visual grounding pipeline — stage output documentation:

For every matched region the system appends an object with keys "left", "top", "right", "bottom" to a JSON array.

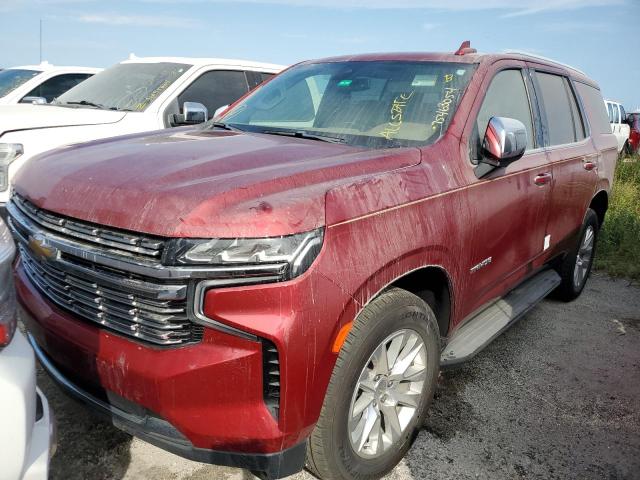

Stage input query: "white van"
[
  {"left": 604, "top": 99, "right": 631, "bottom": 154},
  {"left": 0, "top": 62, "right": 100, "bottom": 105},
  {"left": 0, "top": 56, "right": 285, "bottom": 215}
]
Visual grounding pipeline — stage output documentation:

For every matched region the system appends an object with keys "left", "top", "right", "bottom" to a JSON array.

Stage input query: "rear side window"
[
  {"left": 535, "top": 71, "right": 578, "bottom": 146},
  {"left": 23, "top": 73, "right": 93, "bottom": 103},
  {"left": 473, "top": 69, "right": 535, "bottom": 160},
  {"left": 565, "top": 79, "right": 586, "bottom": 141},
  {"left": 575, "top": 83, "right": 610, "bottom": 135},
  {"left": 619, "top": 104, "right": 627, "bottom": 122},
  {"left": 177, "top": 70, "right": 249, "bottom": 119}
]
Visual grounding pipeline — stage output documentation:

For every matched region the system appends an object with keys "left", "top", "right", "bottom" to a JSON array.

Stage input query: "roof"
[
  {"left": 120, "top": 55, "right": 285, "bottom": 72},
  {"left": 6, "top": 61, "right": 101, "bottom": 73},
  {"left": 302, "top": 49, "right": 595, "bottom": 86}
]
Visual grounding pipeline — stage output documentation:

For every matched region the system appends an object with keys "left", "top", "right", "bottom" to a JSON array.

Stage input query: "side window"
[
  {"left": 606, "top": 102, "right": 614, "bottom": 123},
  {"left": 472, "top": 69, "right": 534, "bottom": 160},
  {"left": 619, "top": 105, "right": 627, "bottom": 124},
  {"left": 565, "top": 79, "right": 586, "bottom": 140},
  {"left": 177, "top": 70, "right": 249, "bottom": 119},
  {"left": 23, "top": 73, "right": 93, "bottom": 103},
  {"left": 612, "top": 104, "right": 620, "bottom": 124},
  {"left": 535, "top": 71, "right": 578, "bottom": 146},
  {"left": 575, "top": 83, "right": 610, "bottom": 135},
  {"left": 246, "top": 71, "right": 275, "bottom": 90}
]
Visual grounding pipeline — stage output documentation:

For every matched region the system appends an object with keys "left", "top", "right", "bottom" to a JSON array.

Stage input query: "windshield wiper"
[
  {"left": 211, "top": 121, "right": 239, "bottom": 131},
  {"left": 260, "top": 129, "right": 346, "bottom": 144},
  {"left": 63, "top": 100, "right": 108, "bottom": 109}
]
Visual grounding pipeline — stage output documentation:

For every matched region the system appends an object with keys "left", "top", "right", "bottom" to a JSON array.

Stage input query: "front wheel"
[
  {"left": 307, "top": 288, "right": 440, "bottom": 480},
  {"left": 554, "top": 209, "right": 599, "bottom": 301}
]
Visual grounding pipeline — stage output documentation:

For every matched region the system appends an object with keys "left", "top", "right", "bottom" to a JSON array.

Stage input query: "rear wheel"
[
  {"left": 307, "top": 288, "right": 440, "bottom": 480},
  {"left": 554, "top": 209, "right": 599, "bottom": 301}
]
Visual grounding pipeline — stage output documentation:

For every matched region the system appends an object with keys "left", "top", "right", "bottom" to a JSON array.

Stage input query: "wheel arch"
[{"left": 589, "top": 190, "right": 609, "bottom": 228}]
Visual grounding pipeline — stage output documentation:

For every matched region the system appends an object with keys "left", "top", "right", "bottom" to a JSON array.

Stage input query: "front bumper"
[{"left": 27, "top": 332, "right": 304, "bottom": 479}]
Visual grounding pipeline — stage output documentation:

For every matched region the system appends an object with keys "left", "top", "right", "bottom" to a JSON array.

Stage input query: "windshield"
[
  {"left": 0, "top": 69, "right": 40, "bottom": 98},
  {"left": 55, "top": 62, "right": 190, "bottom": 112},
  {"left": 217, "top": 61, "right": 476, "bottom": 148}
]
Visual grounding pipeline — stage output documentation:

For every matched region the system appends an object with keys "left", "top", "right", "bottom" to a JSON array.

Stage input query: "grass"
[{"left": 596, "top": 155, "right": 640, "bottom": 280}]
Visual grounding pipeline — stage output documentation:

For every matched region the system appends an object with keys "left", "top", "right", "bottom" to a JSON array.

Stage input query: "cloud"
[
  {"left": 140, "top": 0, "right": 626, "bottom": 16},
  {"left": 541, "top": 21, "right": 613, "bottom": 32},
  {"left": 75, "top": 13, "right": 201, "bottom": 28}
]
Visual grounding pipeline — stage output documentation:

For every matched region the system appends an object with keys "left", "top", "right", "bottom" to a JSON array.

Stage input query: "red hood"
[{"left": 13, "top": 128, "right": 421, "bottom": 237}]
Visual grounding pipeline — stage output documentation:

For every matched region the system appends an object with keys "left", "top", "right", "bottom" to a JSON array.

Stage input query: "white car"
[
  {"left": 604, "top": 99, "right": 631, "bottom": 154},
  {"left": 0, "top": 62, "right": 100, "bottom": 105},
  {"left": 0, "top": 217, "right": 55, "bottom": 480},
  {"left": 0, "top": 56, "right": 285, "bottom": 216}
]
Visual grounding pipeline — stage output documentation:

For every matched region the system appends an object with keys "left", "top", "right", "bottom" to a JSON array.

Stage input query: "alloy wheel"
[
  {"left": 348, "top": 329, "right": 427, "bottom": 459},
  {"left": 574, "top": 225, "right": 595, "bottom": 289}
]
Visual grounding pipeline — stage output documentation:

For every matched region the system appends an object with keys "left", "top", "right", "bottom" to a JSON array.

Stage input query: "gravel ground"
[{"left": 34, "top": 273, "right": 640, "bottom": 480}]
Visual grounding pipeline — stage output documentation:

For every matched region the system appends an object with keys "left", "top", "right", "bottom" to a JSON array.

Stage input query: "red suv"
[
  {"left": 10, "top": 44, "right": 617, "bottom": 480},
  {"left": 627, "top": 111, "right": 640, "bottom": 154}
]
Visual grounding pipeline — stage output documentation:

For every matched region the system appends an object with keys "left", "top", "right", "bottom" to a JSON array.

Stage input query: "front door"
[{"left": 460, "top": 63, "right": 552, "bottom": 316}]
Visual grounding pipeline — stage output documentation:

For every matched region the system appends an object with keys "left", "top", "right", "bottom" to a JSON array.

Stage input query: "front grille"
[
  {"left": 8, "top": 196, "right": 203, "bottom": 347},
  {"left": 262, "top": 341, "right": 281, "bottom": 420},
  {"left": 12, "top": 194, "right": 164, "bottom": 259},
  {"left": 19, "top": 245, "right": 201, "bottom": 346}
]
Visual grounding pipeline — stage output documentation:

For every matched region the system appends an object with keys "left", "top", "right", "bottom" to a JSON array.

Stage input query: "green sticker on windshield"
[{"left": 337, "top": 79, "right": 353, "bottom": 87}]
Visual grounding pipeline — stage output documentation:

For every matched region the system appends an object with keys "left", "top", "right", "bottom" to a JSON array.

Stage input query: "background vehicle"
[
  {"left": 626, "top": 110, "right": 639, "bottom": 154},
  {"left": 11, "top": 46, "right": 616, "bottom": 480},
  {"left": 0, "top": 62, "right": 99, "bottom": 105},
  {"left": 0, "top": 217, "right": 55, "bottom": 480},
  {"left": 604, "top": 99, "right": 631, "bottom": 153},
  {"left": 0, "top": 56, "right": 285, "bottom": 218}
]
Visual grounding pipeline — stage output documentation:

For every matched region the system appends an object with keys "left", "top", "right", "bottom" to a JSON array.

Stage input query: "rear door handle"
[{"left": 534, "top": 173, "right": 553, "bottom": 186}]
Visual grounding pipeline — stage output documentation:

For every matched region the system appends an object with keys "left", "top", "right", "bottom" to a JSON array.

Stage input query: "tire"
[
  {"left": 554, "top": 209, "right": 599, "bottom": 302},
  {"left": 623, "top": 140, "right": 632, "bottom": 157},
  {"left": 307, "top": 288, "right": 440, "bottom": 480}
]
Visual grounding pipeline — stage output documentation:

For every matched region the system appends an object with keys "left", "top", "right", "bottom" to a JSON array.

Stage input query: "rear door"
[{"left": 530, "top": 67, "right": 598, "bottom": 256}]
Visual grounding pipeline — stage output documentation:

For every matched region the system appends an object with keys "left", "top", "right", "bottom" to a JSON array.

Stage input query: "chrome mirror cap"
[
  {"left": 183, "top": 101, "right": 208, "bottom": 124},
  {"left": 482, "top": 116, "right": 528, "bottom": 164}
]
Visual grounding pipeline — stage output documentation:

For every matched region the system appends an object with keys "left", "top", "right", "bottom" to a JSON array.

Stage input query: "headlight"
[
  {"left": 164, "top": 228, "right": 324, "bottom": 282},
  {"left": 0, "top": 143, "right": 23, "bottom": 192}
]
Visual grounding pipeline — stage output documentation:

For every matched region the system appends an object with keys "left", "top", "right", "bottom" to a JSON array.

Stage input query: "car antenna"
[{"left": 455, "top": 40, "right": 477, "bottom": 55}]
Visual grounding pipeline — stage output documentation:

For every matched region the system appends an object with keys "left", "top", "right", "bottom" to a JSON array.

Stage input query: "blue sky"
[{"left": 1, "top": 0, "right": 639, "bottom": 108}]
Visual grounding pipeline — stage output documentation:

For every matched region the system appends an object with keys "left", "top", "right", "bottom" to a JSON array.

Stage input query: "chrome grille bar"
[
  {"left": 12, "top": 194, "right": 164, "bottom": 258},
  {"left": 19, "top": 245, "right": 196, "bottom": 345}
]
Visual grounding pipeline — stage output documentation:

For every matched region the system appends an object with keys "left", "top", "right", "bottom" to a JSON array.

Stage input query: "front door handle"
[
  {"left": 583, "top": 161, "right": 597, "bottom": 171},
  {"left": 534, "top": 172, "right": 553, "bottom": 186}
]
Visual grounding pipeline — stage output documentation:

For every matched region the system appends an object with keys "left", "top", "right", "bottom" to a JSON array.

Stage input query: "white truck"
[
  {"left": 0, "top": 62, "right": 100, "bottom": 105},
  {"left": 0, "top": 56, "right": 285, "bottom": 216},
  {"left": 604, "top": 99, "right": 631, "bottom": 154},
  {"left": 0, "top": 216, "right": 55, "bottom": 480}
]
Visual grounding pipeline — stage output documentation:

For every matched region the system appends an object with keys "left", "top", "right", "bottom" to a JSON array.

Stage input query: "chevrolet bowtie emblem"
[{"left": 28, "top": 234, "right": 58, "bottom": 261}]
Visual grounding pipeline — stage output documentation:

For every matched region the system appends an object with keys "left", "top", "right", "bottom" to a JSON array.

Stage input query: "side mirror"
[
  {"left": 20, "top": 96, "right": 47, "bottom": 105},
  {"left": 183, "top": 102, "right": 208, "bottom": 124},
  {"left": 481, "top": 116, "right": 528, "bottom": 167},
  {"left": 213, "top": 104, "right": 229, "bottom": 120},
  {"left": 170, "top": 102, "right": 208, "bottom": 126}
]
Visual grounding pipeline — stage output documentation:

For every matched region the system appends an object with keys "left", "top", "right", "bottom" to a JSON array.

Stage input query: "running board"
[{"left": 440, "top": 269, "right": 561, "bottom": 367}]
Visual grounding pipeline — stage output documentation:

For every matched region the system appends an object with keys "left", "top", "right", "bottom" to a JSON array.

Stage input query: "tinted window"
[
  {"left": 23, "top": 73, "right": 93, "bottom": 103},
  {"left": 473, "top": 69, "right": 534, "bottom": 159},
  {"left": 619, "top": 104, "right": 626, "bottom": 122},
  {"left": 535, "top": 71, "right": 577, "bottom": 146},
  {"left": 246, "top": 71, "right": 275, "bottom": 90},
  {"left": 607, "top": 102, "right": 614, "bottom": 123},
  {"left": 0, "top": 69, "right": 40, "bottom": 97},
  {"left": 565, "top": 79, "right": 586, "bottom": 140},
  {"left": 612, "top": 104, "right": 620, "bottom": 123},
  {"left": 575, "top": 83, "right": 610, "bottom": 135},
  {"left": 178, "top": 70, "right": 249, "bottom": 119}
]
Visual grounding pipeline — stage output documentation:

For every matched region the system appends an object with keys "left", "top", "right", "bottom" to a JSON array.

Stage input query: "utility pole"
[{"left": 39, "top": 19, "right": 42, "bottom": 63}]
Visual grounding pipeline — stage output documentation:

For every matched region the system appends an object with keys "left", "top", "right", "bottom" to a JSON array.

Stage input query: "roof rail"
[{"left": 503, "top": 50, "right": 586, "bottom": 76}]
